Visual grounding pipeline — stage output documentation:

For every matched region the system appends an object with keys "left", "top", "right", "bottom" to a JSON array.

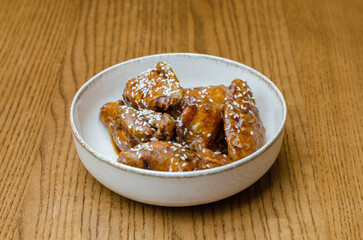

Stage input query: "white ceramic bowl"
[{"left": 70, "top": 53, "right": 286, "bottom": 206}]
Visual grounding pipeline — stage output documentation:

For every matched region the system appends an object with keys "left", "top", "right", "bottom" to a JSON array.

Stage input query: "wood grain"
[{"left": 0, "top": 0, "right": 361, "bottom": 239}]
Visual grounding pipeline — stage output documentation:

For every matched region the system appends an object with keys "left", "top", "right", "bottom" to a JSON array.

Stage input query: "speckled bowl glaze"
[{"left": 70, "top": 53, "right": 287, "bottom": 206}]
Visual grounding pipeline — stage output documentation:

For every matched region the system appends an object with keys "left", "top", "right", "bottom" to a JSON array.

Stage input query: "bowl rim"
[{"left": 70, "top": 53, "right": 287, "bottom": 179}]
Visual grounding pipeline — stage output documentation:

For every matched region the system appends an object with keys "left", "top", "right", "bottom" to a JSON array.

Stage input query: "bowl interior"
[{"left": 72, "top": 53, "right": 285, "bottom": 165}]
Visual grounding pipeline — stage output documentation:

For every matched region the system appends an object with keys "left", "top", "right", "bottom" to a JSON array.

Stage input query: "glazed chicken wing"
[
  {"left": 99, "top": 100, "right": 134, "bottom": 150},
  {"left": 170, "top": 85, "right": 227, "bottom": 152},
  {"left": 168, "top": 85, "right": 227, "bottom": 119},
  {"left": 117, "top": 141, "right": 231, "bottom": 172},
  {"left": 175, "top": 103, "right": 224, "bottom": 151},
  {"left": 100, "top": 102, "right": 175, "bottom": 151},
  {"left": 118, "top": 141, "right": 197, "bottom": 171},
  {"left": 223, "top": 79, "right": 265, "bottom": 161},
  {"left": 99, "top": 100, "right": 125, "bottom": 127},
  {"left": 183, "top": 85, "right": 227, "bottom": 107},
  {"left": 123, "top": 62, "right": 184, "bottom": 111},
  {"left": 196, "top": 148, "right": 231, "bottom": 170}
]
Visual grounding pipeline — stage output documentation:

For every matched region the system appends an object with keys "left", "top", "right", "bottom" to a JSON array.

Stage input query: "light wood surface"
[{"left": 0, "top": 0, "right": 362, "bottom": 239}]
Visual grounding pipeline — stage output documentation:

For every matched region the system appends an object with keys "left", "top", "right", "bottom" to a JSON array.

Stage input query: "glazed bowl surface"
[{"left": 70, "top": 53, "right": 287, "bottom": 206}]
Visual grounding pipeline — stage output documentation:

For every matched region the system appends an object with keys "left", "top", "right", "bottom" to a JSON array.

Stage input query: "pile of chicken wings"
[{"left": 100, "top": 62, "right": 265, "bottom": 172}]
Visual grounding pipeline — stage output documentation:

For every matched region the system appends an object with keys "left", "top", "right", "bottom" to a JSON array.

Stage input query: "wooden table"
[{"left": 1, "top": 0, "right": 362, "bottom": 239}]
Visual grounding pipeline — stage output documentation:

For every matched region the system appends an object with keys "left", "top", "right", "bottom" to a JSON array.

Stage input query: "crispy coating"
[
  {"left": 100, "top": 102, "right": 175, "bottom": 151},
  {"left": 123, "top": 62, "right": 184, "bottom": 111},
  {"left": 117, "top": 141, "right": 231, "bottom": 172},
  {"left": 223, "top": 79, "right": 265, "bottom": 161},
  {"left": 175, "top": 103, "right": 224, "bottom": 151}
]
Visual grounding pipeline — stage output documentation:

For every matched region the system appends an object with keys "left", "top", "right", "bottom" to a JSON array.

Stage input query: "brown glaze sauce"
[{"left": 110, "top": 133, "right": 121, "bottom": 155}]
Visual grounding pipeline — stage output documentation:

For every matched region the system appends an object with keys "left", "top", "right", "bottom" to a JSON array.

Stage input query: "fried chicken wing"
[
  {"left": 183, "top": 85, "right": 227, "bottom": 107},
  {"left": 175, "top": 103, "right": 224, "bottom": 151},
  {"left": 99, "top": 100, "right": 125, "bottom": 127},
  {"left": 168, "top": 85, "right": 227, "bottom": 119},
  {"left": 100, "top": 102, "right": 175, "bottom": 151},
  {"left": 117, "top": 141, "right": 232, "bottom": 172},
  {"left": 123, "top": 62, "right": 184, "bottom": 111},
  {"left": 169, "top": 85, "right": 227, "bottom": 152},
  {"left": 118, "top": 141, "right": 198, "bottom": 171},
  {"left": 223, "top": 79, "right": 265, "bottom": 161},
  {"left": 195, "top": 148, "right": 232, "bottom": 170},
  {"left": 99, "top": 100, "right": 135, "bottom": 150}
]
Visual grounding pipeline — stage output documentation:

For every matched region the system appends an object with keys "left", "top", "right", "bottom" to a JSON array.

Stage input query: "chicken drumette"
[
  {"left": 171, "top": 85, "right": 227, "bottom": 152},
  {"left": 117, "top": 141, "right": 231, "bottom": 172},
  {"left": 100, "top": 102, "right": 175, "bottom": 151},
  {"left": 223, "top": 79, "right": 265, "bottom": 161},
  {"left": 169, "top": 85, "right": 227, "bottom": 119},
  {"left": 175, "top": 103, "right": 224, "bottom": 151},
  {"left": 183, "top": 85, "right": 227, "bottom": 107},
  {"left": 123, "top": 62, "right": 184, "bottom": 112}
]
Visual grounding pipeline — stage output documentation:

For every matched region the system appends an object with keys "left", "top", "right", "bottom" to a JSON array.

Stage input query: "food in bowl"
[
  {"left": 70, "top": 53, "right": 286, "bottom": 206},
  {"left": 99, "top": 62, "right": 265, "bottom": 171}
]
